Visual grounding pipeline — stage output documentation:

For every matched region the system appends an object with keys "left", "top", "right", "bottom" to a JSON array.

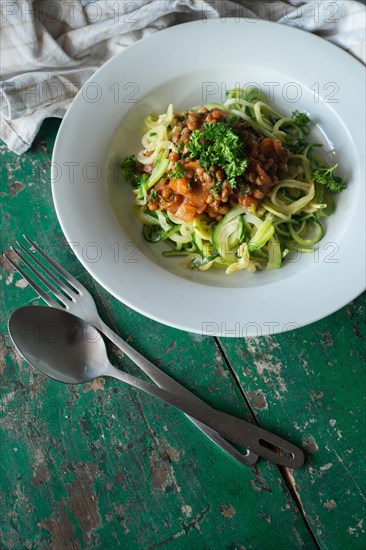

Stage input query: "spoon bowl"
[{"left": 9, "top": 306, "right": 110, "bottom": 384}]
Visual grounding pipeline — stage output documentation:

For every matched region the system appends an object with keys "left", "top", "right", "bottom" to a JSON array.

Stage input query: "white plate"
[{"left": 52, "top": 19, "right": 365, "bottom": 337}]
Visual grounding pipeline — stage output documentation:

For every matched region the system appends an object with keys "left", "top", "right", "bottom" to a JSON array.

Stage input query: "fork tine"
[
  {"left": 23, "top": 235, "right": 84, "bottom": 293},
  {"left": 16, "top": 241, "right": 76, "bottom": 300},
  {"left": 3, "top": 254, "right": 61, "bottom": 308},
  {"left": 10, "top": 247, "right": 68, "bottom": 307}
]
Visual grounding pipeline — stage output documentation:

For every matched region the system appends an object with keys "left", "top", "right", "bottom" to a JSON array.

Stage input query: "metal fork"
[{"left": 4, "top": 236, "right": 258, "bottom": 466}]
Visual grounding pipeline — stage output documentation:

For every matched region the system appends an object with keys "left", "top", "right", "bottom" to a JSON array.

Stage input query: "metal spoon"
[{"left": 8, "top": 306, "right": 304, "bottom": 468}]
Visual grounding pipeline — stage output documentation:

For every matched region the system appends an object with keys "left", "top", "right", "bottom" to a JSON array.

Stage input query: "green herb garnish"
[
  {"left": 186, "top": 122, "right": 248, "bottom": 188},
  {"left": 311, "top": 159, "right": 346, "bottom": 192},
  {"left": 121, "top": 155, "right": 140, "bottom": 186},
  {"left": 169, "top": 163, "right": 186, "bottom": 180},
  {"left": 291, "top": 110, "right": 310, "bottom": 132},
  {"left": 283, "top": 134, "right": 308, "bottom": 154},
  {"left": 226, "top": 114, "right": 242, "bottom": 125},
  {"left": 147, "top": 188, "right": 158, "bottom": 201},
  {"left": 282, "top": 111, "right": 311, "bottom": 153}
]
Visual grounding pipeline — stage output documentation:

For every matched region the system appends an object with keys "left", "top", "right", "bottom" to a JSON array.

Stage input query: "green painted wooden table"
[{"left": 1, "top": 119, "right": 365, "bottom": 549}]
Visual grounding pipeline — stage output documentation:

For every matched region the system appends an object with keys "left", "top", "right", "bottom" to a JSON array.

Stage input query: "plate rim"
[{"left": 51, "top": 18, "right": 366, "bottom": 337}]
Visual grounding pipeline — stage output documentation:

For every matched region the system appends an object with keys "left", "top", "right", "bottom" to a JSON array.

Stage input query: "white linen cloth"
[{"left": 1, "top": 0, "right": 365, "bottom": 154}]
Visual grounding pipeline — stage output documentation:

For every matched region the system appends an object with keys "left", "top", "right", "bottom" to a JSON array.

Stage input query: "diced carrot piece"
[
  {"left": 186, "top": 185, "right": 209, "bottom": 208},
  {"left": 175, "top": 202, "right": 197, "bottom": 222},
  {"left": 169, "top": 177, "right": 191, "bottom": 195},
  {"left": 196, "top": 204, "right": 207, "bottom": 215},
  {"left": 156, "top": 179, "right": 167, "bottom": 193},
  {"left": 257, "top": 165, "right": 272, "bottom": 185},
  {"left": 170, "top": 178, "right": 209, "bottom": 208},
  {"left": 273, "top": 139, "right": 283, "bottom": 154},
  {"left": 166, "top": 195, "right": 183, "bottom": 214}
]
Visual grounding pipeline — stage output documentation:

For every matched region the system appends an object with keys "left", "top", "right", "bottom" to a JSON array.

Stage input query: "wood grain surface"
[{"left": 1, "top": 119, "right": 365, "bottom": 550}]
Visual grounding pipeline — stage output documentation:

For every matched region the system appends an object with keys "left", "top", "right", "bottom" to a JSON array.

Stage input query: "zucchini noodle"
[{"left": 122, "top": 87, "right": 346, "bottom": 274}]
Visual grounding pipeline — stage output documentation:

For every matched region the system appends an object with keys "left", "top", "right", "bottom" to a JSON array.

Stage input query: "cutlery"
[
  {"left": 9, "top": 306, "right": 304, "bottom": 468},
  {"left": 4, "top": 236, "right": 257, "bottom": 466}
]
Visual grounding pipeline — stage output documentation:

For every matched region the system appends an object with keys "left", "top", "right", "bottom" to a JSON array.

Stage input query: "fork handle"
[
  {"left": 97, "top": 319, "right": 257, "bottom": 466},
  {"left": 106, "top": 365, "right": 304, "bottom": 469}
]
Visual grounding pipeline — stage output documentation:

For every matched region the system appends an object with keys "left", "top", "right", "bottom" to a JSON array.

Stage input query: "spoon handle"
[
  {"left": 106, "top": 365, "right": 304, "bottom": 469},
  {"left": 97, "top": 320, "right": 257, "bottom": 466}
]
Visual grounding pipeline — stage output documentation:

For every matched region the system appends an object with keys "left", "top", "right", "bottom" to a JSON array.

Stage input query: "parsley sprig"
[
  {"left": 169, "top": 163, "right": 186, "bottom": 180},
  {"left": 283, "top": 135, "right": 308, "bottom": 154},
  {"left": 282, "top": 111, "right": 311, "bottom": 154},
  {"left": 291, "top": 110, "right": 310, "bottom": 131},
  {"left": 311, "top": 158, "right": 346, "bottom": 193},
  {"left": 121, "top": 155, "right": 140, "bottom": 187},
  {"left": 186, "top": 122, "right": 248, "bottom": 188}
]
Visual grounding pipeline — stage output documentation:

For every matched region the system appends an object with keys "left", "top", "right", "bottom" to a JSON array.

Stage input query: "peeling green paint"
[{"left": 1, "top": 119, "right": 364, "bottom": 549}]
